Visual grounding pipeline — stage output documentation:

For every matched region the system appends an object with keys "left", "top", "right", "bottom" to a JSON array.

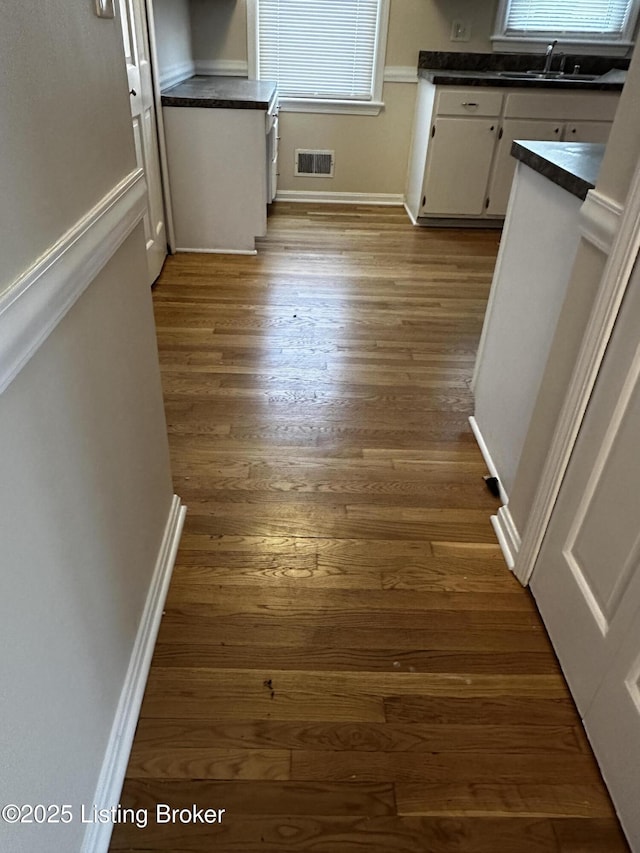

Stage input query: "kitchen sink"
[{"left": 498, "top": 71, "right": 600, "bottom": 82}]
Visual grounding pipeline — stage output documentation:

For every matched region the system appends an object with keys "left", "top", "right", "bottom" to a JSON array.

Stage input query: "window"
[
  {"left": 493, "top": 0, "right": 639, "bottom": 50},
  {"left": 248, "top": 0, "right": 390, "bottom": 114}
]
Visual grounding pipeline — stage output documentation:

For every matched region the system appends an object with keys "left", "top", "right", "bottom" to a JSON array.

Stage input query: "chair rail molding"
[
  {"left": 0, "top": 169, "right": 147, "bottom": 396},
  {"left": 580, "top": 188, "right": 624, "bottom": 255},
  {"left": 515, "top": 157, "right": 640, "bottom": 586}
]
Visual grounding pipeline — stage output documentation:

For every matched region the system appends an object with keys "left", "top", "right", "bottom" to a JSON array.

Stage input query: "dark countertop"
[
  {"left": 511, "top": 140, "right": 605, "bottom": 199},
  {"left": 418, "top": 51, "right": 627, "bottom": 91},
  {"left": 162, "top": 76, "right": 278, "bottom": 110}
]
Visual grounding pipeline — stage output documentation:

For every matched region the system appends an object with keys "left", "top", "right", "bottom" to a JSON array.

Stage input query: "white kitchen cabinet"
[
  {"left": 565, "top": 121, "right": 612, "bottom": 143},
  {"left": 486, "top": 119, "right": 563, "bottom": 216},
  {"left": 164, "top": 106, "right": 268, "bottom": 253},
  {"left": 406, "top": 79, "right": 620, "bottom": 224},
  {"left": 422, "top": 118, "right": 498, "bottom": 216}
]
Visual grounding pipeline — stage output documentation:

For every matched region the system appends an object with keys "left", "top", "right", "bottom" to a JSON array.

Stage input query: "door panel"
[
  {"left": 531, "top": 262, "right": 640, "bottom": 713},
  {"left": 119, "top": 0, "right": 166, "bottom": 284},
  {"left": 587, "top": 604, "right": 640, "bottom": 846},
  {"left": 421, "top": 118, "right": 497, "bottom": 217},
  {"left": 530, "top": 257, "right": 640, "bottom": 848},
  {"left": 486, "top": 119, "right": 562, "bottom": 216}
]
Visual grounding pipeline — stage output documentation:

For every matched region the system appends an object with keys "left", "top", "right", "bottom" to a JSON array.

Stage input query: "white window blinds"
[
  {"left": 256, "top": 0, "right": 381, "bottom": 100},
  {"left": 502, "top": 0, "right": 635, "bottom": 40}
]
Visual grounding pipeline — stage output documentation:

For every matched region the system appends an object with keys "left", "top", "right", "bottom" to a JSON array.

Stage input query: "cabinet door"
[
  {"left": 565, "top": 121, "right": 612, "bottom": 144},
  {"left": 421, "top": 118, "right": 498, "bottom": 217},
  {"left": 486, "top": 119, "right": 562, "bottom": 217}
]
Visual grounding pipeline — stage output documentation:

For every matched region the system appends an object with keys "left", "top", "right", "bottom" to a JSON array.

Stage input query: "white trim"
[
  {"left": 515, "top": 155, "right": 640, "bottom": 586},
  {"left": 194, "top": 59, "right": 249, "bottom": 78},
  {"left": 176, "top": 247, "right": 258, "bottom": 255},
  {"left": 468, "top": 415, "right": 510, "bottom": 505},
  {"left": 383, "top": 65, "right": 419, "bottom": 84},
  {"left": 279, "top": 98, "right": 384, "bottom": 115},
  {"left": 491, "top": 505, "right": 522, "bottom": 570},
  {"left": 580, "top": 189, "right": 624, "bottom": 255},
  {"left": 404, "top": 201, "right": 419, "bottom": 225},
  {"left": 0, "top": 169, "right": 146, "bottom": 396},
  {"left": 469, "top": 416, "right": 521, "bottom": 574},
  {"left": 158, "top": 59, "right": 196, "bottom": 90},
  {"left": 146, "top": 0, "right": 177, "bottom": 251},
  {"left": 81, "top": 495, "right": 186, "bottom": 853},
  {"left": 275, "top": 190, "right": 403, "bottom": 206}
]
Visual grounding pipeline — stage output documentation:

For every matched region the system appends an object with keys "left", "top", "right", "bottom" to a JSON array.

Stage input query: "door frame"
[
  {"left": 142, "top": 0, "right": 177, "bottom": 253},
  {"left": 515, "top": 153, "right": 640, "bottom": 586}
]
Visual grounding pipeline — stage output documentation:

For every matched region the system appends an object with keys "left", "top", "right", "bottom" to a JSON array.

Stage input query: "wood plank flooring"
[{"left": 111, "top": 205, "right": 628, "bottom": 852}]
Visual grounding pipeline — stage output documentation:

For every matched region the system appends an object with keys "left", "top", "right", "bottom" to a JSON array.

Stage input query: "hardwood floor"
[{"left": 111, "top": 205, "right": 628, "bottom": 852}]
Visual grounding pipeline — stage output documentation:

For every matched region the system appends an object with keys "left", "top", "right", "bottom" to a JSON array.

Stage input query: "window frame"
[
  {"left": 492, "top": 0, "right": 639, "bottom": 55},
  {"left": 247, "top": 0, "right": 390, "bottom": 115}
]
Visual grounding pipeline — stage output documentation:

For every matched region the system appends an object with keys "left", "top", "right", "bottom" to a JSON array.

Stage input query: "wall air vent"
[{"left": 295, "top": 149, "right": 335, "bottom": 177}]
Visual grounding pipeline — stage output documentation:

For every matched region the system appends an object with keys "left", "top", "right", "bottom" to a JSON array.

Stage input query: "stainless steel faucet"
[{"left": 543, "top": 40, "right": 558, "bottom": 73}]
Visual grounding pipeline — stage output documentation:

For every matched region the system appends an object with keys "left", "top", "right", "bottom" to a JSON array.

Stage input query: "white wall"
[
  {"left": 152, "top": 0, "right": 194, "bottom": 87},
  {"left": 0, "top": 1, "right": 176, "bottom": 850},
  {"left": 188, "top": 0, "right": 500, "bottom": 196}
]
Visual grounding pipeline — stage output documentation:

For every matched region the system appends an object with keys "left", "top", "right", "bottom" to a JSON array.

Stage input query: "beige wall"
[
  {"left": 1, "top": 2, "right": 175, "bottom": 849},
  {"left": 0, "top": 0, "right": 135, "bottom": 295},
  {"left": 189, "top": 0, "right": 499, "bottom": 195},
  {"left": 509, "top": 47, "right": 640, "bottom": 534},
  {"left": 153, "top": 0, "right": 193, "bottom": 80},
  {"left": 0, "top": 232, "right": 174, "bottom": 853}
]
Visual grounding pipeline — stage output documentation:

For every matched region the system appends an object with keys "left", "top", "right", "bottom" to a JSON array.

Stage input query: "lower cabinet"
[
  {"left": 421, "top": 118, "right": 498, "bottom": 216},
  {"left": 163, "top": 106, "right": 269, "bottom": 253},
  {"left": 406, "top": 80, "right": 620, "bottom": 223},
  {"left": 486, "top": 119, "right": 562, "bottom": 216}
]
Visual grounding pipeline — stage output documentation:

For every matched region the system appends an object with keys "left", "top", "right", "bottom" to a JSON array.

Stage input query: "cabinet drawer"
[
  {"left": 436, "top": 89, "right": 503, "bottom": 117},
  {"left": 504, "top": 91, "right": 619, "bottom": 121}
]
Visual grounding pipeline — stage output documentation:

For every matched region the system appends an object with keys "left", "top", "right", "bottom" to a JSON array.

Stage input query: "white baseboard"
[
  {"left": 0, "top": 169, "right": 146, "bottom": 396},
  {"left": 491, "top": 505, "right": 522, "bottom": 572},
  {"left": 81, "top": 495, "right": 186, "bottom": 853},
  {"left": 404, "top": 201, "right": 419, "bottom": 225},
  {"left": 468, "top": 416, "right": 510, "bottom": 505},
  {"left": 275, "top": 190, "right": 404, "bottom": 206},
  {"left": 176, "top": 247, "right": 257, "bottom": 256},
  {"left": 194, "top": 59, "right": 248, "bottom": 77},
  {"left": 159, "top": 60, "right": 196, "bottom": 90},
  {"left": 469, "top": 416, "right": 522, "bottom": 575}
]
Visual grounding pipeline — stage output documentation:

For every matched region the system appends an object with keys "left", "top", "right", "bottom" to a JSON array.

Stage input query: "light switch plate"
[
  {"left": 95, "top": 0, "right": 115, "bottom": 18},
  {"left": 451, "top": 19, "right": 471, "bottom": 42}
]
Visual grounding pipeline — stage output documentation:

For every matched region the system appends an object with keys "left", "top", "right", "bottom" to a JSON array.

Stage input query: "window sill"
[{"left": 279, "top": 98, "right": 384, "bottom": 115}]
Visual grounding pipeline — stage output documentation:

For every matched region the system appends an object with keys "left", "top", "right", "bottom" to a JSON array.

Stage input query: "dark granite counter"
[
  {"left": 418, "top": 51, "right": 627, "bottom": 91},
  {"left": 511, "top": 140, "right": 604, "bottom": 199},
  {"left": 162, "top": 76, "right": 278, "bottom": 110}
]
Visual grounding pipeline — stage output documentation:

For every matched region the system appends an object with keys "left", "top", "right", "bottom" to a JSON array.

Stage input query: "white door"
[
  {"left": 421, "top": 118, "right": 497, "bottom": 217},
  {"left": 119, "top": 0, "right": 167, "bottom": 284},
  {"left": 530, "top": 257, "right": 640, "bottom": 845},
  {"left": 486, "top": 119, "right": 562, "bottom": 216}
]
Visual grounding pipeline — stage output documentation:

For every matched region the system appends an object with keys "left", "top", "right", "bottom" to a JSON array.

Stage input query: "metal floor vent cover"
[{"left": 295, "top": 149, "right": 335, "bottom": 177}]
